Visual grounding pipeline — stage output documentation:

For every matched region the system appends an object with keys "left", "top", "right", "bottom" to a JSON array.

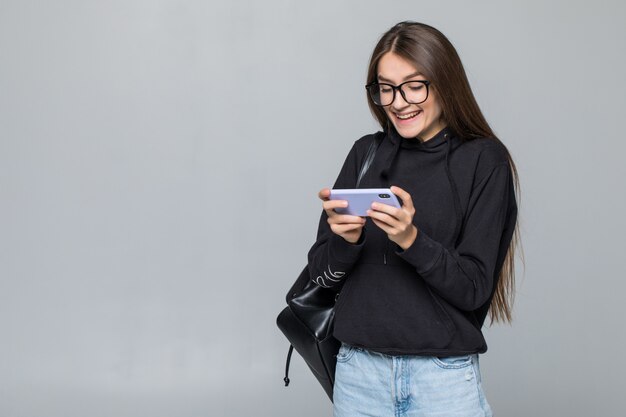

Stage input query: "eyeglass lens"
[{"left": 368, "top": 82, "right": 428, "bottom": 106}]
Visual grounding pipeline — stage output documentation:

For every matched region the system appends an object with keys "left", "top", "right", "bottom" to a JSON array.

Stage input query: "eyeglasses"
[{"left": 365, "top": 80, "right": 431, "bottom": 106}]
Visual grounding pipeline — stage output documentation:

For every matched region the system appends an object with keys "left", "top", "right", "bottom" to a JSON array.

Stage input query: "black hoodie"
[{"left": 307, "top": 126, "right": 517, "bottom": 356}]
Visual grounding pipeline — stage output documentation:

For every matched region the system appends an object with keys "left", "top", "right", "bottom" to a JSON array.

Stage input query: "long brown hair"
[{"left": 367, "top": 21, "right": 523, "bottom": 325}]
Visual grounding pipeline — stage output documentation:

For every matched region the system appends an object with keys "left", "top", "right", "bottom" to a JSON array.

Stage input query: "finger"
[
  {"left": 323, "top": 199, "right": 348, "bottom": 209},
  {"left": 369, "top": 201, "right": 400, "bottom": 218},
  {"left": 370, "top": 201, "right": 412, "bottom": 228},
  {"left": 318, "top": 188, "right": 331, "bottom": 201},
  {"left": 367, "top": 209, "right": 398, "bottom": 228},
  {"left": 328, "top": 213, "right": 367, "bottom": 224},
  {"left": 370, "top": 216, "right": 393, "bottom": 234},
  {"left": 390, "top": 185, "right": 414, "bottom": 212},
  {"left": 331, "top": 223, "right": 365, "bottom": 234}
]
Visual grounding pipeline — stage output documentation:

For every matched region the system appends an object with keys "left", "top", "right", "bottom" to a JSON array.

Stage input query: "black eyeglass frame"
[{"left": 365, "top": 80, "right": 432, "bottom": 106}]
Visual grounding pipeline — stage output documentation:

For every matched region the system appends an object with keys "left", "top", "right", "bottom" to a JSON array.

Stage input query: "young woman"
[{"left": 307, "top": 21, "right": 521, "bottom": 416}]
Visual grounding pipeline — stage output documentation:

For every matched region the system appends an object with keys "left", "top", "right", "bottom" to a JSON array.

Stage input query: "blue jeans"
[{"left": 333, "top": 342, "right": 493, "bottom": 417}]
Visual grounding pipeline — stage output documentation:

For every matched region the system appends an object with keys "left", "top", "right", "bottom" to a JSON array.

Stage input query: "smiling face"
[{"left": 377, "top": 51, "right": 446, "bottom": 141}]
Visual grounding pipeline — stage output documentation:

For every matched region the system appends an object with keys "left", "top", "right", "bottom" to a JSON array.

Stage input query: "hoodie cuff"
[
  {"left": 328, "top": 227, "right": 366, "bottom": 265},
  {"left": 394, "top": 227, "right": 443, "bottom": 275}
]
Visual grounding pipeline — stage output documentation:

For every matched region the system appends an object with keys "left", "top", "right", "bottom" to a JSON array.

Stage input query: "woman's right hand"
[{"left": 318, "top": 188, "right": 366, "bottom": 244}]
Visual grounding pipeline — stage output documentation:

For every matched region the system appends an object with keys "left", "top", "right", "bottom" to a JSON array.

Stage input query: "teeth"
[{"left": 396, "top": 111, "right": 420, "bottom": 120}]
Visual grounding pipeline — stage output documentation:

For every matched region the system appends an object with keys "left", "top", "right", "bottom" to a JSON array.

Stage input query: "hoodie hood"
[
  {"left": 380, "top": 124, "right": 465, "bottom": 248},
  {"left": 380, "top": 124, "right": 453, "bottom": 179}
]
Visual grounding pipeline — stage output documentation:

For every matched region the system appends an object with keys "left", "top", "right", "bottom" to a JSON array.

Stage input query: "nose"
[{"left": 391, "top": 88, "right": 409, "bottom": 108}]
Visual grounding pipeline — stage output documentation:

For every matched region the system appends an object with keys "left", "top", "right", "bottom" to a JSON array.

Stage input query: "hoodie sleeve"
[
  {"left": 307, "top": 140, "right": 368, "bottom": 289},
  {"left": 395, "top": 162, "right": 514, "bottom": 311}
]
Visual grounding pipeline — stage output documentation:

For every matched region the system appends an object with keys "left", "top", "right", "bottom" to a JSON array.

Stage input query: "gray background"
[{"left": 1, "top": 0, "right": 624, "bottom": 416}]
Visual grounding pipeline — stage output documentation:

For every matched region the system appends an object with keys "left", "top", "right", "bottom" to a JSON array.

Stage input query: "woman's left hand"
[{"left": 367, "top": 185, "right": 418, "bottom": 251}]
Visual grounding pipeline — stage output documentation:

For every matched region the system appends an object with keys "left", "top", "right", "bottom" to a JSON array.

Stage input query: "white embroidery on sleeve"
[{"left": 313, "top": 264, "right": 346, "bottom": 288}]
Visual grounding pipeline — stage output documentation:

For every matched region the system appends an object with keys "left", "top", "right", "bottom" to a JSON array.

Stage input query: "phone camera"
[{"left": 379, "top": 193, "right": 390, "bottom": 199}]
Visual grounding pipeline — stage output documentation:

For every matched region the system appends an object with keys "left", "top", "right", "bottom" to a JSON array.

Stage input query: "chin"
[{"left": 393, "top": 123, "right": 424, "bottom": 139}]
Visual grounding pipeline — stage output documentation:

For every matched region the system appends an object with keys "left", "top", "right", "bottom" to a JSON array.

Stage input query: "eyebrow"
[{"left": 377, "top": 71, "right": 423, "bottom": 83}]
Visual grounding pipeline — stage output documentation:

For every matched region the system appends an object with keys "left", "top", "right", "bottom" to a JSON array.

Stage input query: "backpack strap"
[{"left": 356, "top": 131, "right": 384, "bottom": 187}]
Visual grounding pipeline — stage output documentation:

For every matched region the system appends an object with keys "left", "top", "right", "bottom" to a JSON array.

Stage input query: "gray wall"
[{"left": 1, "top": 0, "right": 624, "bottom": 416}]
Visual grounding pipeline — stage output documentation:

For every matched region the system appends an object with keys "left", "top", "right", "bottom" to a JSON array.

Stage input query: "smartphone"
[{"left": 329, "top": 188, "right": 402, "bottom": 217}]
